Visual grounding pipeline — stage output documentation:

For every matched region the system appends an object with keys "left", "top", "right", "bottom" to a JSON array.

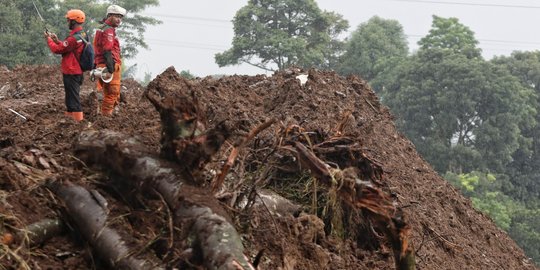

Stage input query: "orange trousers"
[{"left": 96, "top": 63, "right": 122, "bottom": 116}]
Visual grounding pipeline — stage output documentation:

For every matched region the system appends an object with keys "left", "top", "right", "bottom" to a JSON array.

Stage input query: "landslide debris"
[{"left": 0, "top": 65, "right": 536, "bottom": 269}]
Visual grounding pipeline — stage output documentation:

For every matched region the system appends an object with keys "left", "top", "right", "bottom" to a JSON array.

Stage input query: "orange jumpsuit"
[{"left": 93, "top": 22, "right": 122, "bottom": 116}]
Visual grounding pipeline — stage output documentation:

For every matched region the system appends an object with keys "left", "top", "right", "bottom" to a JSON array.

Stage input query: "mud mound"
[{"left": 0, "top": 65, "right": 536, "bottom": 269}]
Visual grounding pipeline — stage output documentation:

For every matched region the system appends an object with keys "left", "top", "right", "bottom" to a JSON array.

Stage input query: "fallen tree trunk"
[
  {"left": 74, "top": 130, "right": 254, "bottom": 270},
  {"left": 47, "top": 181, "right": 159, "bottom": 270},
  {"left": 22, "top": 219, "right": 65, "bottom": 246},
  {"left": 1, "top": 219, "right": 65, "bottom": 247}
]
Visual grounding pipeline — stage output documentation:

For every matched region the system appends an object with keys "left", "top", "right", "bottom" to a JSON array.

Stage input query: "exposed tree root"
[
  {"left": 212, "top": 118, "right": 277, "bottom": 193},
  {"left": 289, "top": 141, "right": 415, "bottom": 270},
  {"left": 145, "top": 68, "right": 232, "bottom": 176}
]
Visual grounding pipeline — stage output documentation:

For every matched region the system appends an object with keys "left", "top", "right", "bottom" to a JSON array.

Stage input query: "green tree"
[
  {"left": 338, "top": 16, "right": 408, "bottom": 92},
  {"left": 382, "top": 17, "right": 535, "bottom": 174},
  {"left": 445, "top": 172, "right": 514, "bottom": 229},
  {"left": 508, "top": 208, "right": 540, "bottom": 264},
  {"left": 215, "top": 0, "right": 349, "bottom": 71},
  {"left": 0, "top": 0, "right": 59, "bottom": 67},
  {"left": 52, "top": 0, "right": 161, "bottom": 59},
  {"left": 445, "top": 171, "right": 540, "bottom": 265},
  {"left": 179, "top": 70, "right": 196, "bottom": 80},
  {"left": 122, "top": 63, "right": 137, "bottom": 79},
  {"left": 492, "top": 52, "right": 540, "bottom": 205},
  {"left": 140, "top": 71, "right": 153, "bottom": 86},
  {"left": 0, "top": 0, "right": 160, "bottom": 68},
  {"left": 418, "top": 15, "right": 481, "bottom": 59}
]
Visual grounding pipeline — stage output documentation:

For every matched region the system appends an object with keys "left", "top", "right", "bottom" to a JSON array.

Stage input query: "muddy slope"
[{"left": 0, "top": 65, "right": 535, "bottom": 269}]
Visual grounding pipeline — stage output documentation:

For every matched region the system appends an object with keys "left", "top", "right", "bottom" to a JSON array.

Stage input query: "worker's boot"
[
  {"left": 64, "top": 111, "right": 84, "bottom": 122},
  {"left": 72, "top": 112, "right": 84, "bottom": 122}
]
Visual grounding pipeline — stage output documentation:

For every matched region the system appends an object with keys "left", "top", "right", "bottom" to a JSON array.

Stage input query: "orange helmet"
[{"left": 65, "top": 9, "right": 85, "bottom": 24}]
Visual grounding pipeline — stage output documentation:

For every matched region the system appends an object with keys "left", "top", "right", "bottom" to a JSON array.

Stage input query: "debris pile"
[{"left": 0, "top": 65, "right": 536, "bottom": 269}]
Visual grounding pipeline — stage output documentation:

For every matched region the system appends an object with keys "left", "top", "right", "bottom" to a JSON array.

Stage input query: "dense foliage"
[
  {"left": 337, "top": 16, "right": 408, "bottom": 93},
  {"left": 378, "top": 16, "right": 539, "bottom": 264},
  {"left": 0, "top": 0, "right": 160, "bottom": 68},
  {"left": 215, "top": 0, "right": 349, "bottom": 71},
  {"left": 446, "top": 172, "right": 540, "bottom": 263}
]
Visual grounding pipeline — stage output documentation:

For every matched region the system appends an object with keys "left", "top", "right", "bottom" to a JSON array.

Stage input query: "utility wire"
[
  {"left": 149, "top": 43, "right": 224, "bottom": 51},
  {"left": 143, "top": 17, "right": 540, "bottom": 49},
  {"left": 152, "top": 19, "right": 230, "bottom": 28},
  {"left": 143, "top": 13, "right": 231, "bottom": 23},
  {"left": 380, "top": 0, "right": 540, "bottom": 9},
  {"left": 142, "top": 7, "right": 540, "bottom": 51},
  {"left": 406, "top": 34, "right": 540, "bottom": 46},
  {"left": 146, "top": 38, "right": 227, "bottom": 50}
]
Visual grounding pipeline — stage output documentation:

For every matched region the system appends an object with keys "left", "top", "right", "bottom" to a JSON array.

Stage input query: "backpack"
[{"left": 75, "top": 31, "right": 95, "bottom": 71}]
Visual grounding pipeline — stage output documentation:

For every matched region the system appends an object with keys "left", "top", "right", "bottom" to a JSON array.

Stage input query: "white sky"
[{"left": 127, "top": 0, "right": 540, "bottom": 79}]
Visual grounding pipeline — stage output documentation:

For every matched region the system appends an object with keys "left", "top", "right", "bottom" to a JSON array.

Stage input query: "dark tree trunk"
[
  {"left": 74, "top": 130, "right": 254, "bottom": 270},
  {"left": 48, "top": 181, "right": 159, "bottom": 270}
]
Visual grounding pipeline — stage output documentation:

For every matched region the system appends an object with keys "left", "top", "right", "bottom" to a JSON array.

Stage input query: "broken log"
[
  {"left": 22, "top": 219, "right": 64, "bottom": 246},
  {"left": 74, "top": 130, "right": 255, "bottom": 270},
  {"left": 1, "top": 219, "right": 65, "bottom": 247},
  {"left": 47, "top": 181, "right": 159, "bottom": 270}
]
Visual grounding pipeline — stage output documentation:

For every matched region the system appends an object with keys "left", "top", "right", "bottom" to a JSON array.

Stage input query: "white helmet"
[{"left": 106, "top": 5, "right": 126, "bottom": 17}]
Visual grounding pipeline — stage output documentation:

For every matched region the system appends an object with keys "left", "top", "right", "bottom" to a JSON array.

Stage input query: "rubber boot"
[
  {"left": 72, "top": 112, "right": 84, "bottom": 122},
  {"left": 64, "top": 111, "right": 84, "bottom": 122}
]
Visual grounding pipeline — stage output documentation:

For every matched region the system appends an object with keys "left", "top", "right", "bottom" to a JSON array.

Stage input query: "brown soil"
[{"left": 0, "top": 65, "right": 536, "bottom": 269}]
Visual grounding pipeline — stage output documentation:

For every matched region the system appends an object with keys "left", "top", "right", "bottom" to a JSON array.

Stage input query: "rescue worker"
[
  {"left": 93, "top": 4, "right": 126, "bottom": 116},
  {"left": 45, "top": 9, "right": 87, "bottom": 122}
]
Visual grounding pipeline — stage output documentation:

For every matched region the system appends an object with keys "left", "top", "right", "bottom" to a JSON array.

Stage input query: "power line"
[
  {"left": 153, "top": 19, "right": 230, "bottom": 28},
  {"left": 141, "top": 10, "right": 540, "bottom": 52},
  {"left": 405, "top": 34, "right": 540, "bottom": 47},
  {"left": 146, "top": 39, "right": 226, "bottom": 51},
  {"left": 476, "top": 38, "right": 540, "bottom": 46},
  {"left": 145, "top": 13, "right": 540, "bottom": 48},
  {"left": 145, "top": 34, "right": 540, "bottom": 53},
  {"left": 149, "top": 43, "right": 224, "bottom": 51},
  {"left": 381, "top": 0, "right": 540, "bottom": 9},
  {"left": 143, "top": 13, "right": 231, "bottom": 23},
  {"left": 147, "top": 38, "right": 228, "bottom": 49},
  {"left": 147, "top": 17, "right": 540, "bottom": 48}
]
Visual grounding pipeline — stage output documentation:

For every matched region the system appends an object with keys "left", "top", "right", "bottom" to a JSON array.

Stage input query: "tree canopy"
[
  {"left": 446, "top": 171, "right": 540, "bottom": 264},
  {"left": 418, "top": 15, "right": 481, "bottom": 59},
  {"left": 382, "top": 17, "right": 536, "bottom": 174},
  {"left": 215, "top": 0, "right": 349, "bottom": 71},
  {"left": 491, "top": 52, "right": 540, "bottom": 205},
  {"left": 0, "top": 0, "right": 161, "bottom": 68},
  {"left": 380, "top": 17, "right": 539, "bottom": 262},
  {"left": 338, "top": 16, "right": 408, "bottom": 92}
]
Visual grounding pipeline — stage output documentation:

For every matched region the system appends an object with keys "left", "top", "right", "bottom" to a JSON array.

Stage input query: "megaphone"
[{"left": 90, "top": 67, "right": 114, "bottom": 83}]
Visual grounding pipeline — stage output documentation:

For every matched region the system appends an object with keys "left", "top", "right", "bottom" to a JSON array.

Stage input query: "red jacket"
[
  {"left": 93, "top": 22, "right": 122, "bottom": 66},
  {"left": 47, "top": 26, "right": 84, "bottom": 75}
]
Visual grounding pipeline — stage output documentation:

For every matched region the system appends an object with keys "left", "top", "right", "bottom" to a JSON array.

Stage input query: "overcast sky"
[{"left": 127, "top": 0, "right": 540, "bottom": 79}]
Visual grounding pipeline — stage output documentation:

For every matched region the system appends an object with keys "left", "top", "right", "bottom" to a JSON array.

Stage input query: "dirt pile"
[{"left": 0, "top": 65, "right": 536, "bottom": 269}]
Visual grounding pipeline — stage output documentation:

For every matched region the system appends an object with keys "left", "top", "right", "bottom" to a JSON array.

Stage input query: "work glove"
[{"left": 103, "top": 51, "right": 115, "bottom": 74}]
